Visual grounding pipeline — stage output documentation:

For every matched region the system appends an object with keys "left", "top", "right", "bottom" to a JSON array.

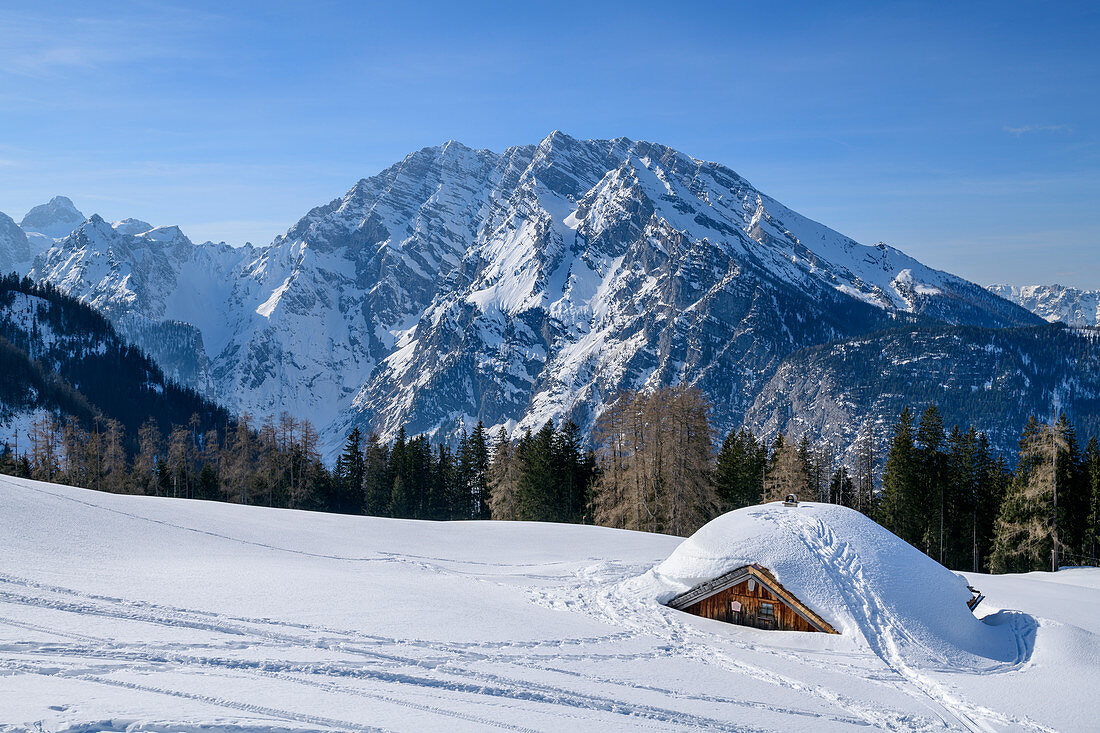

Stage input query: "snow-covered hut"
[{"left": 643, "top": 502, "right": 1015, "bottom": 662}]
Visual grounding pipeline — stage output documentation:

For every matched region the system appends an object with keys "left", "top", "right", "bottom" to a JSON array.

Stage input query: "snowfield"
[{"left": 1, "top": 476, "right": 1098, "bottom": 732}]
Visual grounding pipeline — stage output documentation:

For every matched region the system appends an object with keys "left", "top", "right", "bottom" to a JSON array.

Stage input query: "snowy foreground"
[{"left": 2, "top": 476, "right": 1099, "bottom": 732}]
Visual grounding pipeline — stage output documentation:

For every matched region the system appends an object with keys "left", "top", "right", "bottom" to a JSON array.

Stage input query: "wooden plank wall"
[{"left": 682, "top": 577, "right": 819, "bottom": 633}]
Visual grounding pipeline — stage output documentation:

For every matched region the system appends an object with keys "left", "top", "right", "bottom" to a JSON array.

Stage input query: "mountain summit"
[
  {"left": 19, "top": 195, "right": 86, "bottom": 239},
  {"left": 22, "top": 134, "right": 1046, "bottom": 454}
]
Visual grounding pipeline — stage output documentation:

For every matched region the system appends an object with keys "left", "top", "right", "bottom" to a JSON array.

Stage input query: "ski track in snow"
[
  {"left": 775, "top": 512, "right": 1049, "bottom": 733},
  {"left": 0, "top": 570, "right": 763, "bottom": 732},
  {"left": 2, "top": 479, "right": 1094, "bottom": 732}
]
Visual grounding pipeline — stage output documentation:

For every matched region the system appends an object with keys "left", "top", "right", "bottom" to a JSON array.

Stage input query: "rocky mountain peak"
[
  {"left": 21, "top": 134, "right": 1046, "bottom": 457},
  {"left": 112, "top": 218, "right": 153, "bottom": 236},
  {"left": 20, "top": 195, "right": 86, "bottom": 239}
]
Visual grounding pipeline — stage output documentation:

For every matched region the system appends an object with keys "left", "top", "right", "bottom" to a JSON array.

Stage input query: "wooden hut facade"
[{"left": 666, "top": 563, "right": 838, "bottom": 634}]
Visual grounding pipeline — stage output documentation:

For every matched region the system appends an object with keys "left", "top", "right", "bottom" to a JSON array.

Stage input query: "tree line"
[
  {"left": 4, "top": 384, "right": 1098, "bottom": 575},
  {"left": 0, "top": 412, "right": 335, "bottom": 511}
]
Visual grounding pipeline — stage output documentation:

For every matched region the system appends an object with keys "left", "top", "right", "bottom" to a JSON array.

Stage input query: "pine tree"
[
  {"left": 1053, "top": 414, "right": 1088, "bottom": 562},
  {"left": 714, "top": 428, "right": 765, "bottom": 511},
  {"left": 468, "top": 421, "right": 492, "bottom": 520},
  {"left": 388, "top": 428, "right": 411, "bottom": 517},
  {"left": 428, "top": 443, "right": 455, "bottom": 520},
  {"left": 516, "top": 423, "right": 557, "bottom": 521},
  {"left": 878, "top": 407, "right": 920, "bottom": 545},
  {"left": 916, "top": 405, "right": 946, "bottom": 560},
  {"left": 763, "top": 434, "right": 808, "bottom": 503},
  {"left": 974, "top": 440, "right": 1008, "bottom": 572},
  {"left": 1084, "top": 437, "right": 1100, "bottom": 563},
  {"left": 942, "top": 426, "right": 977, "bottom": 570},
  {"left": 363, "top": 432, "right": 390, "bottom": 517},
  {"left": 334, "top": 427, "right": 366, "bottom": 514},
  {"left": 554, "top": 420, "right": 590, "bottom": 523}
]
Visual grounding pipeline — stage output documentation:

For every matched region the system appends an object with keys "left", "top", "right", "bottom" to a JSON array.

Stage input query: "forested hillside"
[
  {"left": 745, "top": 322, "right": 1100, "bottom": 464},
  {"left": 0, "top": 273, "right": 229, "bottom": 446}
]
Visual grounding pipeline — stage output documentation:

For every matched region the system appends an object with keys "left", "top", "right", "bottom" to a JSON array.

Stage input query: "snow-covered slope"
[
  {"left": 21, "top": 135, "right": 1041, "bottom": 453},
  {"left": 2, "top": 476, "right": 1097, "bottom": 731},
  {"left": 988, "top": 283, "right": 1100, "bottom": 327}
]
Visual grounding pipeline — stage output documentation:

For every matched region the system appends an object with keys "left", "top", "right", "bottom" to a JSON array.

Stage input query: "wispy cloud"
[
  {"left": 0, "top": 8, "right": 220, "bottom": 79},
  {"left": 1003, "top": 124, "right": 1073, "bottom": 136}
]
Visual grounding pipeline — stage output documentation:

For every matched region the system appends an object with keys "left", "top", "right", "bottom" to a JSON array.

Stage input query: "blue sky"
[{"left": 1, "top": 1, "right": 1097, "bottom": 287}]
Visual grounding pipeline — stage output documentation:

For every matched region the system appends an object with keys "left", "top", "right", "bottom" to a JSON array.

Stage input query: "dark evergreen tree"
[
  {"left": 943, "top": 426, "right": 977, "bottom": 571},
  {"left": 714, "top": 428, "right": 766, "bottom": 511},
  {"left": 916, "top": 405, "right": 946, "bottom": 561},
  {"left": 516, "top": 423, "right": 557, "bottom": 521},
  {"left": 429, "top": 443, "right": 455, "bottom": 520},
  {"left": 333, "top": 427, "right": 366, "bottom": 514},
  {"left": 829, "top": 466, "right": 854, "bottom": 507},
  {"left": 363, "top": 433, "right": 391, "bottom": 517},
  {"left": 878, "top": 407, "right": 920, "bottom": 545},
  {"left": 1084, "top": 437, "right": 1100, "bottom": 563},
  {"left": 553, "top": 420, "right": 590, "bottom": 523}
]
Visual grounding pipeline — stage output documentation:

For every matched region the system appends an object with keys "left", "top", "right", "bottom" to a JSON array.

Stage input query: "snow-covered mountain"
[
  {"left": 27, "top": 215, "right": 254, "bottom": 395},
  {"left": 19, "top": 194, "right": 85, "bottom": 239},
  {"left": 1, "top": 196, "right": 87, "bottom": 275},
  {"left": 0, "top": 211, "right": 32, "bottom": 274},
  {"left": 988, "top": 283, "right": 1100, "bottom": 327},
  {"left": 15, "top": 134, "right": 1042, "bottom": 453}
]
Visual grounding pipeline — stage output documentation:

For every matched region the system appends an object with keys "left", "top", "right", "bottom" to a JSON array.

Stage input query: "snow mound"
[{"left": 639, "top": 502, "right": 1021, "bottom": 667}]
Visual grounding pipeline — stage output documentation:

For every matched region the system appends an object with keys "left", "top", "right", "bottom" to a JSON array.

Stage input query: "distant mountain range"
[
  {"left": 2, "top": 133, "right": 1095, "bottom": 460},
  {"left": 987, "top": 284, "right": 1100, "bottom": 328}
]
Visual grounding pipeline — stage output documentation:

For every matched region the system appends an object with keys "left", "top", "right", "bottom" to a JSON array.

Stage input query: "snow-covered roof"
[{"left": 638, "top": 502, "right": 1019, "bottom": 664}]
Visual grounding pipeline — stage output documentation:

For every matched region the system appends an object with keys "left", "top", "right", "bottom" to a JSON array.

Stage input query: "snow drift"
[{"left": 639, "top": 502, "right": 1022, "bottom": 668}]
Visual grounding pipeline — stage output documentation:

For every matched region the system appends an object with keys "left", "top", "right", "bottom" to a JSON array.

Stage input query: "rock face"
[
  {"left": 19, "top": 134, "right": 1044, "bottom": 454},
  {"left": 988, "top": 284, "right": 1100, "bottom": 327},
  {"left": 19, "top": 195, "right": 85, "bottom": 239},
  {"left": 0, "top": 212, "right": 31, "bottom": 274}
]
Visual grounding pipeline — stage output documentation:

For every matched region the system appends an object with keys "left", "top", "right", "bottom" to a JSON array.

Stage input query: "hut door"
[{"left": 730, "top": 599, "right": 743, "bottom": 625}]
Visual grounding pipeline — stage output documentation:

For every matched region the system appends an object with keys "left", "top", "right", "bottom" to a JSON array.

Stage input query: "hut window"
[
  {"left": 759, "top": 602, "right": 774, "bottom": 619},
  {"left": 747, "top": 578, "right": 756, "bottom": 592}
]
